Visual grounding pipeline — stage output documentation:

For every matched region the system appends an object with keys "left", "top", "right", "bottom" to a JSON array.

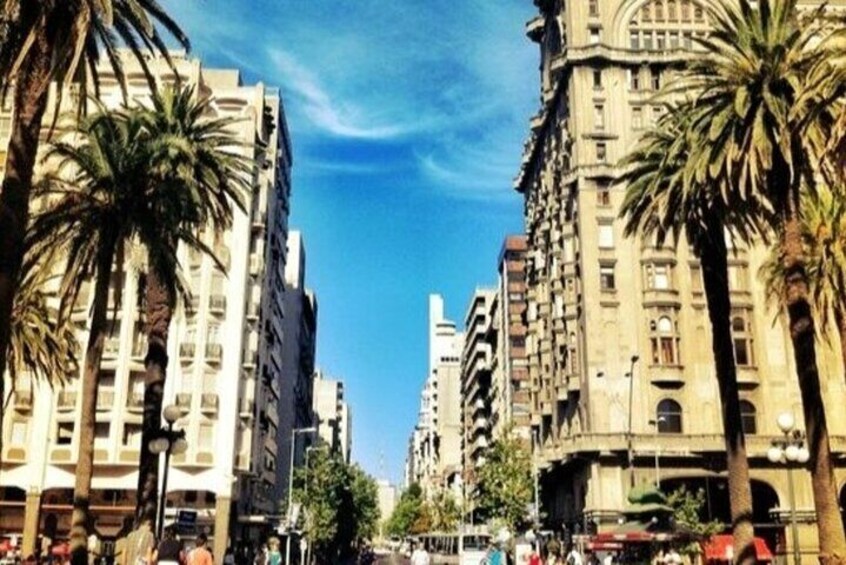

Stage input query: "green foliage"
[
  {"left": 292, "top": 448, "right": 380, "bottom": 562},
  {"left": 666, "top": 486, "right": 723, "bottom": 539},
  {"left": 474, "top": 431, "right": 534, "bottom": 532},
  {"left": 385, "top": 483, "right": 425, "bottom": 537},
  {"left": 427, "top": 488, "right": 461, "bottom": 532}
]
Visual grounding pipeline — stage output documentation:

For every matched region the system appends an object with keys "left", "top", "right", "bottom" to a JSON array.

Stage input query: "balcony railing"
[
  {"left": 57, "top": 391, "right": 77, "bottom": 410},
  {"left": 132, "top": 340, "right": 146, "bottom": 359},
  {"left": 179, "top": 343, "right": 196, "bottom": 359},
  {"left": 103, "top": 337, "right": 121, "bottom": 358},
  {"left": 239, "top": 400, "right": 255, "bottom": 419},
  {"left": 97, "top": 390, "right": 115, "bottom": 410},
  {"left": 201, "top": 393, "right": 219, "bottom": 413},
  {"left": 249, "top": 254, "right": 263, "bottom": 276},
  {"left": 127, "top": 392, "right": 144, "bottom": 412},
  {"left": 13, "top": 390, "right": 33, "bottom": 411},
  {"left": 209, "top": 294, "right": 226, "bottom": 314},
  {"left": 175, "top": 392, "right": 192, "bottom": 412},
  {"left": 206, "top": 343, "right": 223, "bottom": 362},
  {"left": 246, "top": 302, "right": 261, "bottom": 320}
]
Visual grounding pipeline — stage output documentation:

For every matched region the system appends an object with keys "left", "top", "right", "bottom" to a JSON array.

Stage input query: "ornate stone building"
[{"left": 516, "top": 0, "right": 846, "bottom": 558}]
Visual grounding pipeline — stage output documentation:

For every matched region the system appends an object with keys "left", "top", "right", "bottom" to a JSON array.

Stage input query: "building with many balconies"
[
  {"left": 515, "top": 0, "right": 846, "bottom": 557},
  {"left": 0, "top": 52, "right": 292, "bottom": 560}
]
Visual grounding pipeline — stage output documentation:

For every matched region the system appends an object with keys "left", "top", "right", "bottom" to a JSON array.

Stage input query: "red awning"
[
  {"left": 593, "top": 531, "right": 675, "bottom": 544},
  {"left": 703, "top": 535, "right": 773, "bottom": 562},
  {"left": 51, "top": 542, "right": 70, "bottom": 556}
]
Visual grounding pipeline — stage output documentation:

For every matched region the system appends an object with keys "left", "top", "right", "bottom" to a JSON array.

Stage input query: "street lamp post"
[
  {"left": 767, "top": 412, "right": 809, "bottom": 565},
  {"left": 286, "top": 427, "right": 316, "bottom": 565},
  {"left": 148, "top": 404, "right": 189, "bottom": 541},
  {"left": 626, "top": 355, "right": 640, "bottom": 488}
]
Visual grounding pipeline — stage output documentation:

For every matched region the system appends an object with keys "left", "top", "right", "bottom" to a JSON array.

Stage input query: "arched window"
[
  {"left": 731, "top": 309, "right": 755, "bottom": 366},
  {"left": 650, "top": 315, "right": 680, "bottom": 365},
  {"left": 740, "top": 400, "right": 757, "bottom": 434},
  {"left": 657, "top": 399, "right": 682, "bottom": 433}
]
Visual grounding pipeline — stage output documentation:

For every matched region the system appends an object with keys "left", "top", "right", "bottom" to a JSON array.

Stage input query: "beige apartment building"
[
  {"left": 516, "top": 0, "right": 846, "bottom": 559},
  {"left": 312, "top": 370, "right": 352, "bottom": 463},
  {"left": 0, "top": 52, "right": 293, "bottom": 560}
]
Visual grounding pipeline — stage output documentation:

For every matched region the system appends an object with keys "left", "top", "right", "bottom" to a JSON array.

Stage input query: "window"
[
  {"left": 511, "top": 336, "right": 526, "bottom": 349},
  {"left": 596, "top": 142, "right": 607, "bottom": 163},
  {"left": 669, "top": 32, "right": 680, "bottom": 48},
  {"left": 656, "top": 399, "right": 682, "bottom": 433},
  {"left": 645, "top": 263, "right": 672, "bottom": 290},
  {"left": 600, "top": 265, "right": 616, "bottom": 291},
  {"left": 740, "top": 401, "right": 757, "bottom": 434},
  {"left": 122, "top": 424, "right": 143, "bottom": 446},
  {"left": 630, "top": 32, "right": 640, "bottom": 50},
  {"left": 668, "top": 0, "right": 677, "bottom": 19},
  {"left": 199, "top": 424, "right": 214, "bottom": 451},
  {"left": 732, "top": 310, "right": 755, "bottom": 366},
  {"left": 632, "top": 107, "right": 644, "bottom": 129},
  {"left": 681, "top": 0, "right": 691, "bottom": 19},
  {"left": 655, "top": 0, "right": 665, "bottom": 19},
  {"left": 683, "top": 32, "right": 693, "bottom": 49},
  {"left": 594, "top": 104, "right": 605, "bottom": 129},
  {"left": 95, "top": 422, "right": 110, "bottom": 447},
  {"left": 694, "top": 4, "right": 704, "bottom": 20},
  {"left": 728, "top": 264, "right": 749, "bottom": 291},
  {"left": 629, "top": 69, "right": 641, "bottom": 90},
  {"left": 589, "top": 0, "right": 599, "bottom": 16},
  {"left": 10, "top": 420, "right": 27, "bottom": 445},
  {"left": 597, "top": 183, "right": 611, "bottom": 206},
  {"left": 650, "top": 315, "right": 680, "bottom": 365},
  {"left": 643, "top": 31, "right": 654, "bottom": 50},
  {"left": 642, "top": 3, "right": 652, "bottom": 20},
  {"left": 651, "top": 68, "right": 661, "bottom": 90},
  {"left": 598, "top": 224, "right": 614, "bottom": 249},
  {"left": 593, "top": 69, "right": 603, "bottom": 89},
  {"left": 690, "top": 265, "right": 703, "bottom": 293},
  {"left": 568, "top": 332, "right": 579, "bottom": 374},
  {"left": 57, "top": 422, "right": 74, "bottom": 445},
  {"left": 656, "top": 33, "right": 666, "bottom": 50},
  {"left": 589, "top": 28, "right": 601, "bottom": 44}
]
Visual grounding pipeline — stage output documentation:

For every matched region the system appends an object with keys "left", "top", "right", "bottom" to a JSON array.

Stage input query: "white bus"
[{"left": 414, "top": 532, "right": 491, "bottom": 565}]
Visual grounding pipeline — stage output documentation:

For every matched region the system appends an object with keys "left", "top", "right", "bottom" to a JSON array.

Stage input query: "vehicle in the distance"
[{"left": 412, "top": 532, "right": 491, "bottom": 565}]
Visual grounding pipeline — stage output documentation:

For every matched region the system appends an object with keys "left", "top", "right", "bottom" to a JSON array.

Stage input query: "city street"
[{"left": 374, "top": 554, "right": 409, "bottom": 565}]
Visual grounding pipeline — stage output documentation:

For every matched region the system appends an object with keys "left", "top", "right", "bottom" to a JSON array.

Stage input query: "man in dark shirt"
[{"left": 154, "top": 527, "right": 184, "bottom": 565}]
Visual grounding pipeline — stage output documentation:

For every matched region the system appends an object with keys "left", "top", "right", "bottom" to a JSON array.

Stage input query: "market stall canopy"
[{"left": 702, "top": 535, "right": 773, "bottom": 562}]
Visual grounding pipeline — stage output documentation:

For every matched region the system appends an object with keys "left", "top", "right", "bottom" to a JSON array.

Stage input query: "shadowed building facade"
[{"left": 516, "top": 0, "right": 846, "bottom": 560}]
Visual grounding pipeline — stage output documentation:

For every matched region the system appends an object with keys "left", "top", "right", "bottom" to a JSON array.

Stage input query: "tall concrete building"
[
  {"left": 312, "top": 370, "right": 351, "bottom": 463},
  {"left": 516, "top": 1, "right": 846, "bottom": 557},
  {"left": 376, "top": 480, "right": 398, "bottom": 540},
  {"left": 407, "top": 295, "right": 464, "bottom": 493},
  {"left": 276, "top": 231, "right": 318, "bottom": 505},
  {"left": 0, "top": 52, "right": 292, "bottom": 560}
]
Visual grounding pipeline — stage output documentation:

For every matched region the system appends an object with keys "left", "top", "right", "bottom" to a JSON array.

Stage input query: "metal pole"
[
  {"left": 156, "top": 424, "right": 173, "bottom": 541},
  {"left": 533, "top": 429, "right": 540, "bottom": 526},
  {"left": 286, "top": 430, "right": 298, "bottom": 565},
  {"left": 787, "top": 466, "right": 801, "bottom": 565}
]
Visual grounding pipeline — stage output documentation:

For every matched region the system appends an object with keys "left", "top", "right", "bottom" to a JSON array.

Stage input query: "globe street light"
[
  {"left": 767, "top": 412, "right": 809, "bottom": 565},
  {"left": 149, "top": 404, "right": 189, "bottom": 540},
  {"left": 286, "top": 427, "right": 316, "bottom": 564}
]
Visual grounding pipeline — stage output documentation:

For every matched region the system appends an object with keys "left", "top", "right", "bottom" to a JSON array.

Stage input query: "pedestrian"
[
  {"left": 153, "top": 527, "right": 184, "bottom": 565},
  {"left": 410, "top": 541, "right": 430, "bottom": 565},
  {"left": 265, "top": 537, "right": 282, "bottom": 565},
  {"left": 565, "top": 546, "right": 583, "bottom": 565},
  {"left": 253, "top": 541, "right": 267, "bottom": 565},
  {"left": 123, "top": 521, "right": 155, "bottom": 565},
  {"left": 527, "top": 547, "right": 542, "bottom": 565},
  {"left": 223, "top": 547, "right": 235, "bottom": 565},
  {"left": 187, "top": 534, "right": 212, "bottom": 565}
]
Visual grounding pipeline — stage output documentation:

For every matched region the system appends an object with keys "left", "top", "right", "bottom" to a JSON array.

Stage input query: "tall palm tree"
[
  {"left": 131, "top": 86, "right": 249, "bottom": 527},
  {"left": 0, "top": 2, "right": 188, "bottom": 458},
  {"left": 619, "top": 105, "right": 764, "bottom": 565},
  {"left": 680, "top": 0, "right": 846, "bottom": 558},
  {"left": 760, "top": 188, "right": 846, "bottom": 382},
  {"left": 29, "top": 108, "right": 151, "bottom": 565}
]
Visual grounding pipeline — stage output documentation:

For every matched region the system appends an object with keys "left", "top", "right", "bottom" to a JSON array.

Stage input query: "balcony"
[
  {"left": 246, "top": 301, "right": 261, "bottom": 321},
  {"left": 206, "top": 343, "right": 223, "bottom": 363},
  {"left": 13, "top": 390, "right": 32, "bottom": 412},
  {"left": 103, "top": 337, "right": 121, "bottom": 358},
  {"left": 239, "top": 400, "right": 256, "bottom": 419},
  {"left": 126, "top": 392, "right": 144, "bottom": 412},
  {"left": 200, "top": 393, "right": 219, "bottom": 414},
  {"left": 179, "top": 343, "right": 196, "bottom": 360},
  {"left": 57, "top": 391, "right": 77, "bottom": 411},
  {"left": 252, "top": 210, "right": 267, "bottom": 229},
  {"left": 175, "top": 392, "right": 192, "bottom": 413},
  {"left": 249, "top": 254, "right": 263, "bottom": 276},
  {"left": 96, "top": 390, "right": 115, "bottom": 411},
  {"left": 209, "top": 294, "right": 226, "bottom": 314},
  {"left": 214, "top": 247, "right": 231, "bottom": 271},
  {"left": 648, "top": 366, "right": 685, "bottom": 387},
  {"left": 131, "top": 340, "right": 146, "bottom": 360}
]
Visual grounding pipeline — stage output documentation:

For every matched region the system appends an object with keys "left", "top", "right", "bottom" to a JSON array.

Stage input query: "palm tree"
[
  {"left": 680, "top": 0, "right": 846, "bottom": 558},
  {"left": 618, "top": 105, "right": 764, "bottom": 565},
  {"left": 131, "top": 86, "right": 249, "bottom": 527},
  {"left": 29, "top": 108, "right": 151, "bottom": 565},
  {"left": 0, "top": 2, "right": 188, "bottom": 458},
  {"left": 760, "top": 188, "right": 846, "bottom": 382}
]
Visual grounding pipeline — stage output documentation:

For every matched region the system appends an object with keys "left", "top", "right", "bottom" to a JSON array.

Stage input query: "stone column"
[
  {"left": 213, "top": 496, "right": 232, "bottom": 564},
  {"left": 22, "top": 490, "right": 41, "bottom": 557}
]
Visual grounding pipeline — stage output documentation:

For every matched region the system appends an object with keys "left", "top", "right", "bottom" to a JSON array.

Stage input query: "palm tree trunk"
[
  {"left": 699, "top": 221, "right": 755, "bottom": 565},
  {"left": 782, "top": 207, "right": 846, "bottom": 565},
  {"left": 0, "top": 19, "right": 53, "bottom": 468},
  {"left": 835, "top": 308, "right": 846, "bottom": 386},
  {"left": 134, "top": 265, "right": 175, "bottom": 529},
  {"left": 70, "top": 236, "right": 118, "bottom": 565}
]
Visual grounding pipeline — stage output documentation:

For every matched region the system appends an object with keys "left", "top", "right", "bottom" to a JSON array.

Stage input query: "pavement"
[{"left": 374, "top": 553, "right": 409, "bottom": 565}]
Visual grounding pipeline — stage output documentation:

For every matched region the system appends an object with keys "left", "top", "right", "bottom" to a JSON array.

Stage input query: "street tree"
[
  {"left": 474, "top": 430, "right": 533, "bottom": 532},
  {"left": 386, "top": 484, "right": 425, "bottom": 537}
]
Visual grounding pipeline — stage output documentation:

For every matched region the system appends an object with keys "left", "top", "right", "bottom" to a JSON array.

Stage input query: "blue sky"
[{"left": 163, "top": 0, "right": 539, "bottom": 484}]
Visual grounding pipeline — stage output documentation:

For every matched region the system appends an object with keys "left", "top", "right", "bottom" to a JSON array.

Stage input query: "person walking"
[
  {"left": 187, "top": 534, "right": 212, "bottom": 565},
  {"left": 123, "top": 521, "right": 155, "bottom": 565},
  {"left": 265, "top": 538, "right": 282, "bottom": 565},
  {"left": 410, "top": 541, "right": 430, "bottom": 565},
  {"left": 153, "top": 527, "right": 184, "bottom": 565}
]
